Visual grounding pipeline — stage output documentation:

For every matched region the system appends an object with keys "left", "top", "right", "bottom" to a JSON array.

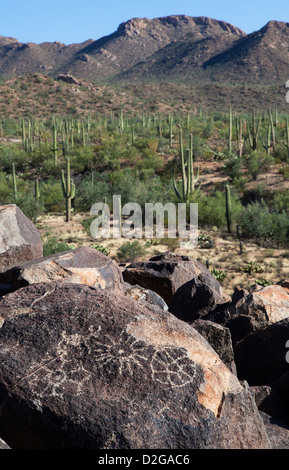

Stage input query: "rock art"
[{"left": 0, "top": 282, "right": 270, "bottom": 449}]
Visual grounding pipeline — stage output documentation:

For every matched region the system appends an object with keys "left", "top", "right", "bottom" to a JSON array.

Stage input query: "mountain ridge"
[{"left": 0, "top": 15, "right": 288, "bottom": 93}]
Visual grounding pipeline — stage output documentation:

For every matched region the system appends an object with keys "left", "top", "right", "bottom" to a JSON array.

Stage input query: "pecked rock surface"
[
  {"left": 0, "top": 246, "right": 124, "bottom": 296},
  {"left": 0, "top": 282, "right": 270, "bottom": 449},
  {"left": 123, "top": 251, "right": 230, "bottom": 310},
  {"left": 0, "top": 204, "right": 43, "bottom": 271}
]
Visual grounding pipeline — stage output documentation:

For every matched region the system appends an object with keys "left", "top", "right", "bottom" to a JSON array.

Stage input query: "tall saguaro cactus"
[
  {"left": 172, "top": 128, "right": 201, "bottom": 202},
  {"left": 12, "top": 163, "right": 17, "bottom": 202},
  {"left": 283, "top": 118, "right": 289, "bottom": 159},
  {"left": 225, "top": 184, "right": 232, "bottom": 233},
  {"left": 228, "top": 104, "right": 233, "bottom": 154},
  {"left": 61, "top": 158, "right": 76, "bottom": 222},
  {"left": 51, "top": 124, "right": 59, "bottom": 167},
  {"left": 248, "top": 110, "right": 261, "bottom": 152}
]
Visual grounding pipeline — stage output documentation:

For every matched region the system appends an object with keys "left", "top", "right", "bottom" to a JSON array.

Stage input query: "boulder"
[
  {"left": 232, "top": 317, "right": 289, "bottom": 385},
  {"left": 190, "top": 319, "right": 236, "bottom": 374},
  {"left": 250, "top": 385, "right": 289, "bottom": 425},
  {"left": 123, "top": 251, "right": 230, "bottom": 311},
  {"left": 269, "top": 372, "right": 289, "bottom": 419},
  {"left": 206, "top": 284, "right": 289, "bottom": 346},
  {"left": 205, "top": 284, "right": 289, "bottom": 385},
  {"left": 0, "top": 246, "right": 124, "bottom": 296},
  {"left": 169, "top": 275, "right": 230, "bottom": 323},
  {"left": 0, "top": 205, "right": 43, "bottom": 271},
  {"left": 259, "top": 412, "right": 289, "bottom": 449},
  {"left": 0, "top": 282, "right": 270, "bottom": 449},
  {"left": 123, "top": 283, "right": 168, "bottom": 311}
]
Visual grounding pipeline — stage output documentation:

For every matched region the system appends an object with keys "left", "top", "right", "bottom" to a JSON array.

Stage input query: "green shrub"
[
  {"left": 91, "top": 243, "right": 109, "bottom": 256},
  {"left": 210, "top": 268, "right": 227, "bottom": 283},
  {"left": 116, "top": 240, "right": 146, "bottom": 262},
  {"left": 245, "top": 152, "right": 274, "bottom": 180},
  {"left": 195, "top": 190, "right": 242, "bottom": 229},
  {"left": 75, "top": 175, "right": 110, "bottom": 212},
  {"left": 43, "top": 236, "right": 75, "bottom": 257},
  {"left": 239, "top": 201, "right": 289, "bottom": 244}
]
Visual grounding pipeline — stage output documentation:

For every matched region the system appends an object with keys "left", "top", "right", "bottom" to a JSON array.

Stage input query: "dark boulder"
[
  {"left": 0, "top": 282, "right": 270, "bottom": 449},
  {"left": 205, "top": 284, "right": 289, "bottom": 385},
  {"left": 259, "top": 412, "right": 289, "bottom": 449},
  {"left": 190, "top": 319, "right": 236, "bottom": 374},
  {"left": 123, "top": 252, "right": 230, "bottom": 313}
]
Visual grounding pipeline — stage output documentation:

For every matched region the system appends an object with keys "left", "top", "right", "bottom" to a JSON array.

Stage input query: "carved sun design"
[{"left": 91, "top": 330, "right": 151, "bottom": 379}]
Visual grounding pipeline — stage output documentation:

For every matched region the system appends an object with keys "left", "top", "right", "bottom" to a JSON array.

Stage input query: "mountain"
[
  {"left": 202, "top": 20, "right": 289, "bottom": 84},
  {"left": 0, "top": 16, "right": 245, "bottom": 82},
  {"left": 0, "top": 15, "right": 288, "bottom": 111}
]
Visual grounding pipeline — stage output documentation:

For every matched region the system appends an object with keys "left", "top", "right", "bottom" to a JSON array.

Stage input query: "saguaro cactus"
[
  {"left": 262, "top": 122, "right": 272, "bottom": 154},
  {"left": 12, "top": 163, "right": 17, "bottom": 202},
  {"left": 248, "top": 110, "right": 261, "bottom": 151},
  {"left": 225, "top": 184, "right": 232, "bottom": 233},
  {"left": 228, "top": 104, "right": 233, "bottom": 154},
  {"left": 283, "top": 118, "right": 289, "bottom": 159},
  {"left": 61, "top": 158, "right": 76, "bottom": 222},
  {"left": 172, "top": 128, "right": 201, "bottom": 202},
  {"left": 51, "top": 124, "right": 59, "bottom": 167},
  {"left": 236, "top": 116, "right": 243, "bottom": 158},
  {"left": 268, "top": 108, "right": 276, "bottom": 152}
]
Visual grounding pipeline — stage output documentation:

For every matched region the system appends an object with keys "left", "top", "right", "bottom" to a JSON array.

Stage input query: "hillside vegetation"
[{"left": 1, "top": 90, "right": 289, "bottom": 293}]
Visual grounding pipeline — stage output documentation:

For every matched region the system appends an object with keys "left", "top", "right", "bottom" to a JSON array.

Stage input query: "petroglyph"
[{"left": 20, "top": 322, "right": 197, "bottom": 403}]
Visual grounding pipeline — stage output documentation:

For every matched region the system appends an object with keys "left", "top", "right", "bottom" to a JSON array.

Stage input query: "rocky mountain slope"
[{"left": 2, "top": 15, "right": 288, "bottom": 86}]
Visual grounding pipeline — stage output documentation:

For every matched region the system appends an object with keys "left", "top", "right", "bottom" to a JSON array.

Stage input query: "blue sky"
[{"left": 1, "top": 0, "right": 288, "bottom": 44}]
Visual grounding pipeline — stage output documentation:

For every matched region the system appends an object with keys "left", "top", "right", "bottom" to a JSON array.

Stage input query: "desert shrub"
[
  {"left": 75, "top": 175, "right": 110, "bottom": 212},
  {"left": 109, "top": 169, "right": 173, "bottom": 209},
  {"left": 0, "top": 145, "right": 27, "bottom": 171},
  {"left": 14, "top": 191, "right": 45, "bottom": 221},
  {"left": 91, "top": 243, "right": 109, "bottom": 256},
  {"left": 210, "top": 268, "right": 227, "bottom": 283},
  {"left": 116, "top": 240, "right": 146, "bottom": 262},
  {"left": 43, "top": 236, "right": 74, "bottom": 257},
  {"left": 245, "top": 152, "right": 274, "bottom": 180},
  {"left": 279, "top": 165, "right": 289, "bottom": 179},
  {"left": 272, "top": 191, "right": 289, "bottom": 214},
  {"left": 223, "top": 155, "right": 243, "bottom": 180},
  {"left": 40, "top": 178, "right": 65, "bottom": 212},
  {"left": 242, "top": 184, "right": 271, "bottom": 205},
  {"left": 195, "top": 190, "right": 242, "bottom": 229},
  {"left": 238, "top": 201, "right": 289, "bottom": 244},
  {"left": 0, "top": 172, "right": 12, "bottom": 203},
  {"left": 70, "top": 146, "right": 95, "bottom": 172}
]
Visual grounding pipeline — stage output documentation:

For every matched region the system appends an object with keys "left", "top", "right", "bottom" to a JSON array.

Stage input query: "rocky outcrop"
[
  {"left": 250, "top": 385, "right": 289, "bottom": 425},
  {"left": 123, "top": 251, "right": 230, "bottom": 310},
  {"left": 190, "top": 319, "right": 236, "bottom": 374},
  {"left": 0, "top": 282, "right": 271, "bottom": 449},
  {"left": 0, "top": 205, "right": 43, "bottom": 271},
  {"left": 206, "top": 284, "right": 289, "bottom": 385},
  {"left": 123, "top": 283, "right": 168, "bottom": 311},
  {"left": 259, "top": 412, "right": 289, "bottom": 449},
  {"left": 0, "top": 246, "right": 124, "bottom": 296}
]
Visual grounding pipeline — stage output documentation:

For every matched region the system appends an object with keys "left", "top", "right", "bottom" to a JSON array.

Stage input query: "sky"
[{"left": 1, "top": 0, "right": 288, "bottom": 45}]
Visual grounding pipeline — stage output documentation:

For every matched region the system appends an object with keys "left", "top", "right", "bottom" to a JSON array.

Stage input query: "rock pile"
[{"left": 0, "top": 205, "right": 289, "bottom": 449}]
